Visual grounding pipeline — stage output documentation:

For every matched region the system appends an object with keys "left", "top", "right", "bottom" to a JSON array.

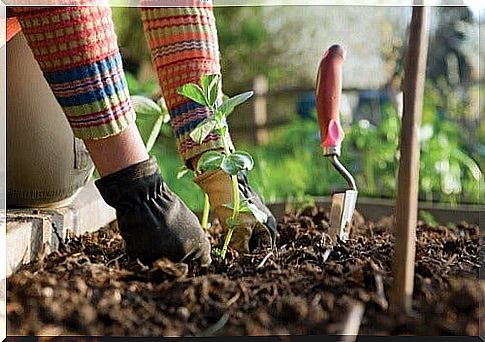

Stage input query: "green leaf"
[
  {"left": 157, "top": 97, "right": 167, "bottom": 109},
  {"left": 247, "top": 202, "right": 268, "bottom": 224},
  {"left": 132, "top": 95, "right": 162, "bottom": 120},
  {"left": 222, "top": 200, "right": 251, "bottom": 213},
  {"left": 225, "top": 198, "right": 267, "bottom": 223},
  {"left": 218, "top": 91, "right": 254, "bottom": 118},
  {"left": 136, "top": 117, "right": 158, "bottom": 147},
  {"left": 177, "top": 165, "right": 191, "bottom": 179},
  {"left": 237, "top": 199, "right": 252, "bottom": 213},
  {"left": 197, "top": 151, "right": 225, "bottom": 173},
  {"left": 201, "top": 74, "right": 220, "bottom": 107},
  {"left": 225, "top": 217, "right": 239, "bottom": 229},
  {"left": 200, "top": 74, "right": 212, "bottom": 92},
  {"left": 189, "top": 118, "right": 217, "bottom": 144},
  {"left": 162, "top": 113, "right": 171, "bottom": 124},
  {"left": 177, "top": 83, "right": 207, "bottom": 106},
  {"left": 156, "top": 98, "right": 171, "bottom": 124},
  {"left": 223, "top": 199, "right": 267, "bottom": 224},
  {"left": 132, "top": 96, "right": 167, "bottom": 151},
  {"left": 145, "top": 115, "right": 164, "bottom": 153},
  {"left": 221, "top": 155, "right": 242, "bottom": 175},
  {"left": 452, "top": 149, "right": 482, "bottom": 181},
  {"left": 220, "top": 151, "right": 253, "bottom": 175},
  {"left": 228, "top": 151, "right": 254, "bottom": 171},
  {"left": 212, "top": 247, "right": 224, "bottom": 261},
  {"left": 222, "top": 202, "right": 235, "bottom": 210}
]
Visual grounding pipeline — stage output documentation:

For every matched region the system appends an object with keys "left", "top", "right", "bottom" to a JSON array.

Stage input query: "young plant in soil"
[{"left": 178, "top": 74, "right": 268, "bottom": 260}]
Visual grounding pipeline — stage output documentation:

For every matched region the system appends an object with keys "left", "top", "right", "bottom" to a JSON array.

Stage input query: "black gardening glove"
[{"left": 95, "top": 157, "right": 211, "bottom": 266}]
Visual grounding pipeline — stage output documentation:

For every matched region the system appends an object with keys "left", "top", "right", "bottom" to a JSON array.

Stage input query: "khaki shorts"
[{"left": 6, "top": 32, "right": 94, "bottom": 208}]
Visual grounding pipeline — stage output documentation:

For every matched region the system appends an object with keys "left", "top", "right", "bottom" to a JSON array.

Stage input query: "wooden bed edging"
[{"left": 266, "top": 197, "right": 482, "bottom": 226}]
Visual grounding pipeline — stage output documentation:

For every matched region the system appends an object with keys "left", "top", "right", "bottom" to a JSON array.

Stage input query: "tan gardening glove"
[{"left": 194, "top": 169, "right": 277, "bottom": 253}]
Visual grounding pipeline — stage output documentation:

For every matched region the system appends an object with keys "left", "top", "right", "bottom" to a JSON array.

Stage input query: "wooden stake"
[
  {"left": 253, "top": 75, "right": 269, "bottom": 144},
  {"left": 390, "top": 5, "right": 429, "bottom": 314}
]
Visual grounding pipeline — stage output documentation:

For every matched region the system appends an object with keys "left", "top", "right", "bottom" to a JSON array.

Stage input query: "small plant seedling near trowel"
[{"left": 178, "top": 74, "right": 268, "bottom": 261}]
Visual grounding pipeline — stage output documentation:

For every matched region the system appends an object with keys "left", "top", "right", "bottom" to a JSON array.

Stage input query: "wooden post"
[
  {"left": 390, "top": 5, "right": 429, "bottom": 314},
  {"left": 253, "top": 75, "right": 269, "bottom": 144}
]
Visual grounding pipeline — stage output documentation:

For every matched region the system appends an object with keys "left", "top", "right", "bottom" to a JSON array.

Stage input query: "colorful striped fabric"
[
  {"left": 15, "top": 4, "right": 136, "bottom": 139},
  {"left": 141, "top": 1, "right": 228, "bottom": 163},
  {"left": 4, "top": 18, "right": 22, "bottom": 48},
  {"left": 14, "top": 1, "right": 229, "bottom": 162}
]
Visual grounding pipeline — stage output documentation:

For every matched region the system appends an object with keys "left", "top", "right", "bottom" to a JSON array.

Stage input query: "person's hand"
[
  {"left": 95, "top": 157, "right": 211, "bottom": 266},
  {"left": 195, "top": 169, "right": 277, "bottom": 253}
]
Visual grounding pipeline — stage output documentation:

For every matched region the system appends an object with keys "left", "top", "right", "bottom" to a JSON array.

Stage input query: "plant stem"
[
  {"left": 218, "top": 124, "right": 240, "bottom": 260},
  {"left": 219, "top": 175, "right": 239, "bottom": 260},
  {"left": 220, "top": 226, "right": 234, "bottom": 261},
  {"left": 231, "top": 174, "right": 240, "bottom": 218},
  {"left": 146, "top": 115, "right": 164, "bottom": 153},
  {"left": 201, "top": 193, "right": 210, "bottom": 230}
]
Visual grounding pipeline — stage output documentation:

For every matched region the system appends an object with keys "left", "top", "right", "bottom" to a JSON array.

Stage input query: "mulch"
[{"left": 6, "top": 206, "right": 483, "bottom": 336}]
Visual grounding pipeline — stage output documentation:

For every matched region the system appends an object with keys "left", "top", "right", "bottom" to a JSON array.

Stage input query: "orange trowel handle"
[{"left": 316, "top": 44, "right": 346, "bottom": 156}]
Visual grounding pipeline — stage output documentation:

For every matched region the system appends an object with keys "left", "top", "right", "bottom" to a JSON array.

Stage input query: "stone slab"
[{"left": 5, "top": 181, "right": 115, "bottom": 277}]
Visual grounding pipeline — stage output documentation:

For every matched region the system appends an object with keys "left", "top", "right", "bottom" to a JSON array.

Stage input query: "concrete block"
[
  {"left": 6, "top": 218, "right": 46, "bottom": 276},
  {"left": 6, "top": 181, "right": 115, "bottom": 277}
]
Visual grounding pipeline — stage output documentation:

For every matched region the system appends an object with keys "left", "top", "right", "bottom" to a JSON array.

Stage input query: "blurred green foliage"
[
  {"left": 111, "top": 7, "right": 284, "bottom": 95},
  {"left": 125, "top": 72, "right": 159, "bottom": 98},
  {"left": 214, "top": 7, "right": 285, "bottom": 93},
  {"left": 131, "top": 77, "right": 483, "bottom": 210},
  {"left": 244, "top": 99, "right": 482, "bottom": 205},
  {"left": 111, "top": 8, "right": 151, "bottom": 65},
  {"left": 117, "top": 7, "right": 482, "bottom": 210}
]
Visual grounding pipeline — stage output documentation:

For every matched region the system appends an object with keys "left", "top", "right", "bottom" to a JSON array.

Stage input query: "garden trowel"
[{"left": 316, "top": 44, "right": 358, "bottom": 242}]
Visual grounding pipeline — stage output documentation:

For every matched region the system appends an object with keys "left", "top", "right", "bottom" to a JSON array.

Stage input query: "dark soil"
[{"left": 7, "top": 207, "right": 483, "bottom": 336}]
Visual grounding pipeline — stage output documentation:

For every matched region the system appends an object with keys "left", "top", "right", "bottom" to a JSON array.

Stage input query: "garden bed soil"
[{"left": 6, "top": 206, "right": 483, "bottom": 336}]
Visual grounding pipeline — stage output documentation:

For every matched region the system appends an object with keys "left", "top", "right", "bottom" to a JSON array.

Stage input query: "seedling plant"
[{"left": 178, "top": 75, "right": 268, "bottom": 260}]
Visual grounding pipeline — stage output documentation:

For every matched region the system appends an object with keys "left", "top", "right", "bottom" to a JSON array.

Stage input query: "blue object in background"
[
  {"left": 297, "top": 91, "right": 317, "bottom": 120},
  {"left": 355, "top": 90, "right": 393, "bottom": 124}
]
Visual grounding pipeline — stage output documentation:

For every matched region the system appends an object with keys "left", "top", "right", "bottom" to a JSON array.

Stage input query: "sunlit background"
[{"left": 111, "top": 4, "right": 484, "bottom": 211}]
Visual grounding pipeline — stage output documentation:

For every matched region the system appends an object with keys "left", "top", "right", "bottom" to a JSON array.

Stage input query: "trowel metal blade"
[{"left": 329, "top": 189, "right": 358, "bottom": 242}]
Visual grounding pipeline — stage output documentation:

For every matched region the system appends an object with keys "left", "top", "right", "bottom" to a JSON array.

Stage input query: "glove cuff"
[
  {"left": 95, "top": 156, "right": 161, "bottom": 209},
  {"left": 96, "top": 157, "right": 158, "bottom": 185}
]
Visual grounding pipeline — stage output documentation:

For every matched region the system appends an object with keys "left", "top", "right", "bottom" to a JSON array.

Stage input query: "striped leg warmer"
[
  {"left": 141, "top": 1, "right": 229, "bottom": 164},
  {"left": 14, "top": 3, "right": 136, "bottom": 140}
]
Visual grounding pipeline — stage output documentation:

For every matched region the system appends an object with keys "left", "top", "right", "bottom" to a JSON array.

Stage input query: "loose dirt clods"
[{"left": 7, "top": 207, "right": 482, "bottom": 336}]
